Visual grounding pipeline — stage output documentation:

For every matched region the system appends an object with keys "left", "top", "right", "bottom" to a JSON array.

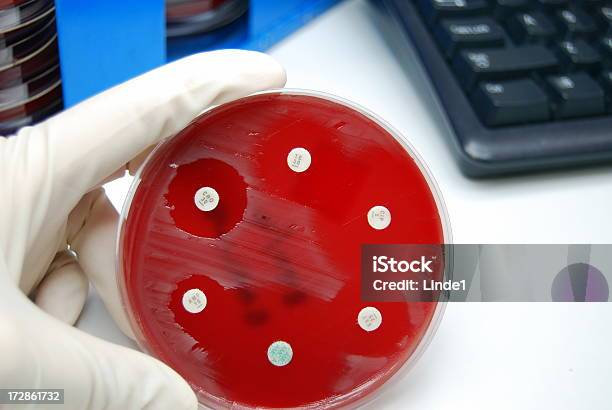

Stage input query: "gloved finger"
[
  {"left": 127, "top": 145, "right": 156, "bottom": 175},
  {"left": 70, "top": 189, "right": 135, "bottom": 339},
  {"left": 20, "top": 49, "right": 286, "bottom": 218},
  {"left": 99, "top": 167, "right": 128, "bottom": 187},
  {"left": 97, "top": 145, "right": 154, "bottom": 188},
  {"left": 34, "top": 250, "right": 88, "bottom": 325},
  {"left": 0, "top": 293, "right": 197, "bottom": 410},
  {"left": 99, "top": 142, "right": 169, "bottom": 188},
  {"left": 100, "top": 138, "right": 176, "bottom": 188}
]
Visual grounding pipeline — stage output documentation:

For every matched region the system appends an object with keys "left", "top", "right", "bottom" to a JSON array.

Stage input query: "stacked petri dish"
[
  {"left": 166, "top": 0, "right": 248, "bottom": 38},
  {"left": 0, "top": 0, "right": 62, "bottom": 136}
]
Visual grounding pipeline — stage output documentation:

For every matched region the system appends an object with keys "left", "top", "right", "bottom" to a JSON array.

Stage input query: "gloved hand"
[{"left": 0, "top": 50, "right": 286, "bottom": 409}]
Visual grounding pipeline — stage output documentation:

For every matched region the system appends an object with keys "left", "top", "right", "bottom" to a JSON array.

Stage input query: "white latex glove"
[{"left": 0, "top": 50, "right": 286, "bottom": 410}]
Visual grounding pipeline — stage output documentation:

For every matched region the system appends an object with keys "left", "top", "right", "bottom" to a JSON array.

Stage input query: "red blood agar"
[{"left": 119, "top": 91, "right": 447, "bottom": 409}]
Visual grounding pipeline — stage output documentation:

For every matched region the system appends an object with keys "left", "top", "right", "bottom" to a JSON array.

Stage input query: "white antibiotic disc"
[
  {"left": 367, "top": 205, "right": 391, "bottom": 230},
  {"left": 358, "top": 306, "right": 382, "bottom": 332},
  {"left": 182, "top": 288, "right": 207, "bottom": 314},
  {"left": 194, "top": 186, "right": 219, "bottom": 212},
  {"left": 267, "top": 340, "right": 293, "bottom": 367},
  {"left": 287, "top": 147, "right": 311, "bottom": 173}
]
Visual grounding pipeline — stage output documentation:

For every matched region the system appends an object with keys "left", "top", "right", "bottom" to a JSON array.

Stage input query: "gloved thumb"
[{"left": 0, "top": 289, "right": 197, "bottom": 410}]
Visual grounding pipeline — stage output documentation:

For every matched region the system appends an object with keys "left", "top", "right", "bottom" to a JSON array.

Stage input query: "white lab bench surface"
[{"left": 89, "top": 1, "right": 612, "bottom": 409}]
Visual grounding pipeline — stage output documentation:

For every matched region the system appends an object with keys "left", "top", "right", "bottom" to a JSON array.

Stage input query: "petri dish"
[
  {"left": 166, "top": 0, "right": 230, "bottom": 21},
  {"left": 0, "top": 63, "right": 59, "bottom": 108},
  {"left": 166, "top": 0, "right": 248, "bottom": 37},
  {"left": 0, "top": 0, "right": 53, "bottom": 34},
  {"left": 0, "top": 78, "right": 60, "bottom": 121},
  {"left": 0, "top": 95, "right": 61, "bottom": 135},
  {"left": 0, "top": 6, "right": 51, "bottom": 44},
  {"left": 118, "top": 90, "right": 451, "bottom": 409},
  {"left": 0, "top": 0, "right": 31, "bottom": 9},
  {"left": 0, "top": 32, "right": 57, "bottom": 87},
  {"left": 0, "top": 14, "right": 54, "bottom": 66}
]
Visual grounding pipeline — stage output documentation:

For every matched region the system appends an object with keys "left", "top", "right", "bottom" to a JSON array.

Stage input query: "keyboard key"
[
  {"left": 472, "top": 79, "right": 550, "bottom": 125},
  {"left": 493, "top": 0, "right": 529, "bottom": 17},
  {"left": 556, "top": 39, "right": 601, "bottom": 70},
  {"left": 435, "top": 18, "right": 506, "bottom": 57},
  {"left": 555, "top": 7, "right": 598, "bottom": 37},
  {"left": 600, "top": 70, "right": 612, "bottom": 93},
  {"left": 508, "top": 12, "right": 557, "bottom": 43},
  {"left": 601, "top": 70, "right": 612, "bottom": 111},
  {"left": 536, "top": 0, "right": 569, "bottom": 9},
  {"left": 545, "top": 72, "right": 605, "bottom": 118},
  {"left": 595, "top": 5, "right": 612, "bottom": 28},
  {"left": 601, "top": 35, "right": 612, "bottom": 58},
  {"left": 579, "top": 0, "right": 604, "bottom": 9},
  {"left": 418, "top": 0, "right": 489, "bottom": 24},
  {"left": 453, "top": 46, "right": 558, "bottom": 89}
]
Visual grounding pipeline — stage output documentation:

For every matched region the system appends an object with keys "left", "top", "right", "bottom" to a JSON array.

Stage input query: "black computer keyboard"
[{"left": 372, "top": 0, "right": 612, "bottom": 176}]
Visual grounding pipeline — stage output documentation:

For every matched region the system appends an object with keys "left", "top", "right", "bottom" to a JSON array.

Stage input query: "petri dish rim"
[{"left": 116, "top": 88, "right": 453, "bottom": 409}]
